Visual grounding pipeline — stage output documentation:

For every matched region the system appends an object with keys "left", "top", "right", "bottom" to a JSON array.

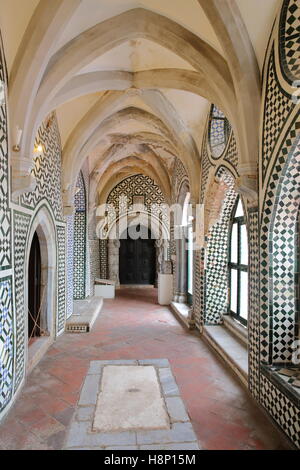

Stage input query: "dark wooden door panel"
[
  {"left": 119, "top": 226, "right": 155, "bottom": 285},
  {"left": 28, "top": 232, "right": 41, "bottom": 338}
]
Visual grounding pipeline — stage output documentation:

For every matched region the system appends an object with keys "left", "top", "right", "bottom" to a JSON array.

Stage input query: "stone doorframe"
[
  {"left": 106, "top": 211, "right": 171, "bottom": 286},
  {"left": 25, "top": 205, "right": 57, "bottom": 372}
]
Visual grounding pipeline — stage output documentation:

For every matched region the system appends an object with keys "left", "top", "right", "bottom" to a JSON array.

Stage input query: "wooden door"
[
  {"left": 28, "top": 232, "right": 41, "bottom": 338},
  {"left": 119, "top": 227, "right": 155, "bottom": 285}
]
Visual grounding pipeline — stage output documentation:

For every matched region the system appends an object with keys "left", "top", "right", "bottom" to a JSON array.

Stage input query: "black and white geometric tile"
[
  {"left": 262, "top": 48, "right": 294, "bottom": 181},
  {"left": 260, "top": 117, "right": 300, "bottom": 364},
  {"left": 73, "top": 171, "right": 87, "bottom": 300},
  {"left": 57, "top": 225, "right": 66, "bottom": 334},
  {"left": 0, "top": 277, "right": 13, "bottom": 413},
  {"left": 0, "top": 34, "right": 11, "bottom": 272},
  {"left": 260, "top": 374, "right": 300, "bottom": 448},
  {"left": 279, "top": 0, "right": 300, "bottom": 82},
  {"left": 205, "top": 168, "right": 237, "bottom": 324},
  {"left": 248, "top": 210, "right": 260, "bottom": 400},
  {"left": 21, "top": 115, "right": 64, "bottom": 223},
  {"left": 66, "top": 214, "right": 74, "bottom": 319},
  {"left": 13, "top": 211, "right": 31, "bottom": 392}
]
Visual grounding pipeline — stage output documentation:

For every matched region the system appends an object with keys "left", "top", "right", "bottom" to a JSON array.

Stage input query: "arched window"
[
  {"left": 209, "top": 105, "right": 231, "bottom": 158},
  {"left": 228, "top": 197, "right": 248, "bottom": 326}
]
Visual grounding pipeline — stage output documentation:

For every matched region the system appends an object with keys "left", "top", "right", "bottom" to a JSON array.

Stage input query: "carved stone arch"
[{"left": 25, "top": 204, "right": 57, "bottom": 371}]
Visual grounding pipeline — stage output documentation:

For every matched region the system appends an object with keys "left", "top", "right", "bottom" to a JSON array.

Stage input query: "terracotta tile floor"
[{"left": 0, "top": 288, "right": 292, "bottom": 450}]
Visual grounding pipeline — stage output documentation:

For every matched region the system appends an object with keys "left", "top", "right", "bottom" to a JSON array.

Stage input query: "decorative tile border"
[
  {"left": 73, "top": 171, "right": 87, "bottom": 300},
  {"left": 260, "top": 372, "right": 300, "bottom": 448},
  {"left": 0, "top": 276, "right": 13, "bottom": 413},
  {"left": 13, "top": 211, "right": 31, "bottom": 391},
  {"left": 64, "top": 359, "right": 200, "bottom": 450},
  {"left": 205, "top": 167, "right": 237, "bottom": 324}
]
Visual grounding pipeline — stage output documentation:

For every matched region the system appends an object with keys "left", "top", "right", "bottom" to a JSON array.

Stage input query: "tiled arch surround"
[
  {"left": 257, "top": 0, "right": 300, "bottom": 446},
  {"left": 0, "top": 0, "right": 298, "bottom": 449},
  {"left": 190, "top": 0, "right": 300, "bottom": 448},
  {"left": 0, "top": 31, "right": 69, "bottom": 419},
  {"left": 102, "top": 174, "right": 170, "bottom": 285}
]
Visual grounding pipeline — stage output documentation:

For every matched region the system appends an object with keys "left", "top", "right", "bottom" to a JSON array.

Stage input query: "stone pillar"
[
  {"left": 108, "top": 239, "right": 120, "bottom": 286},
  {"left": 99, "top": 239, "right": 108, "bottom": 279},
  {"left": 173, "top": 226, "right": 187, "bottom": 303}
]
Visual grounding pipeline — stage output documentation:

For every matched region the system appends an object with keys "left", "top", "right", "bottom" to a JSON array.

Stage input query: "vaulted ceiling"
[{"left": 0, "top": 0, "right": 281, "bottom": 206}]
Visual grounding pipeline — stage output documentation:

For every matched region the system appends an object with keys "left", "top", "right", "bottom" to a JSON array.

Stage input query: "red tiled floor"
[{"left": 0, "top": 287, "right": 293, "bottom": 450}]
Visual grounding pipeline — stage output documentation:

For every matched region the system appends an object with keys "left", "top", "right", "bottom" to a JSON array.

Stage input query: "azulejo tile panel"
[
  {"left": 99, "top": 239, "right": 108, "bottom": 279},
  {"left": 260, "top": 374, "right": 300, "bottom": 449},
  {"left": 205, "top": 168, "right": 237, "bottom": 324},
  {"left": 57, "top": 225, "right": 66, "bottom": 334},
  {"left": 13, "top": 211, "right": 31, "bottom": 392},
  {"left": 224, "top": 132, "right": 238, "bottom": 169},
  {"left": 107, "top": 174, "right": 166, "bottom": 217},
  {"left": 270, "top": 149, "right": 300, "bottom": 363},
  {"left": 172, "top": 158, "right": 189, "bottom": 204},
  {"left": 258, "top": 0, "right": 300, "bottom": 448},
  {"left": 0, "top": 35, "right": 11, "bottom": 272},
  {"left": 260, "top": 117, "right": 300, "bottom": 364},
  {"left": 73, "top": 212, "right": 86, "bottom": 300},
  {"left": 279, "top": 0, "right": 300, "bottom": 82},
  {"left": 248, "top": 210, "right": 260, "bottom": 400},
  {"left": 0, "top": 277, "right": 13, "bottom": 413},
  {"left": 21, "top": 114, "right": 64, "bottom": 223},
  {"left": 66, "top": 214, "right": 74, "bottom": 319},
  {"left": 262, "top": 48, "right": 295, "bottom": 181},
  {"left": 73, "top": 171, "right": 87, "bottom": 300}
]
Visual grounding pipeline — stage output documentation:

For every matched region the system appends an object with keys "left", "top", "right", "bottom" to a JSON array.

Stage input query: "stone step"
[{"left": 66, "top": 296, "right": 103, "bottom": 333}]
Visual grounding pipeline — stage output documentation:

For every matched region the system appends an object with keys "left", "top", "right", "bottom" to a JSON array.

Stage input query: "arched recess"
[
  {"left": 204, "top": 167, "right": 238, "bottom": 325},
  {"left": 25, "top": 205, "right": 57, "bottom": 372},
  {"left": 105, "top": 210, "right": 170, "bottom": 288},
  {"left": 267, "top": 142, "right": 300, "bottom": 364},
  {"left": 98, "top": 173, "right": 170, "bottom": 287}
]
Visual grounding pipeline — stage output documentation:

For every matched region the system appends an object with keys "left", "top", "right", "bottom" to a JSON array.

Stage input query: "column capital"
[
  {"left": 11, "top": 155, "right": 36, "bottom": 198},
  {"left": 235, "top": 163, "right": 258, "bottom": 207}
]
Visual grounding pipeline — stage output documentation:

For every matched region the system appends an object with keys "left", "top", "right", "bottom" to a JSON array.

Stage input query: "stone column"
[
  {"left": 173, "top": 225, "right": 187, "bottom": 303},
  {"left": 108, "top": 239, "right": 120, "bottom": 286}
]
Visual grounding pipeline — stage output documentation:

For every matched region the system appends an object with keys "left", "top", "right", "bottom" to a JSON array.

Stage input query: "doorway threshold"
[
  {"left": 27, "top": 335, "right": 53, "bottom": 374},
  {"left": 118, "top": 285, "right": 155, "bottom": 289}
]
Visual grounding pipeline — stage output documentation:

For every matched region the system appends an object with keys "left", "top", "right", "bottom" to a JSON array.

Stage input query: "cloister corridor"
[{"left": 0, "top": 289, "right": 291, "bottom": 451}]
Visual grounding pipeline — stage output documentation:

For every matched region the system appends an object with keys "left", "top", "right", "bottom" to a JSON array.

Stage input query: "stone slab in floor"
[
  {"left": 64, "top": 359, "right": 200, "bottom": 450},
  {"left": 93, "top": 365, "right": 170, "bottom": 432}
]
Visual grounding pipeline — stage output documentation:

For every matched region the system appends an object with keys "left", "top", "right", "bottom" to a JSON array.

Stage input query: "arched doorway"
[
  {"left": 25, "top": 206, "right": 57, "bottom": 373},
  {"left": 28, "top": 231, "right": 41, "bottom": 340},
  {"left": 119, "top": 225, "right": 156, "bottom": 285}
]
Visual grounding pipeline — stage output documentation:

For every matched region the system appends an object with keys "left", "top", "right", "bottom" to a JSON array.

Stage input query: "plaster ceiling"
[
  {"left": 1, "top": 0, "right": 281, "bottom": 202},
  {"left": 53, "top": 0, "right": 223, "bottom": 55},
  {"left": 77, "top": 39, "right": 195, "bottom": 74},
  {"left": 236, "top": 0, "right": 281, "bottom": 71},
  {"left": 56, "top": 92, "right": 104, "bottom": 147},
  {"left": 0, "top": 0, "right": 39, "bottom": 73}
]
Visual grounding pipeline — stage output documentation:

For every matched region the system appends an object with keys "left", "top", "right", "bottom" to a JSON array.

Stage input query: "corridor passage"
[{"left": 0, "top": 289, "right": 291, "bottom": 450}]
